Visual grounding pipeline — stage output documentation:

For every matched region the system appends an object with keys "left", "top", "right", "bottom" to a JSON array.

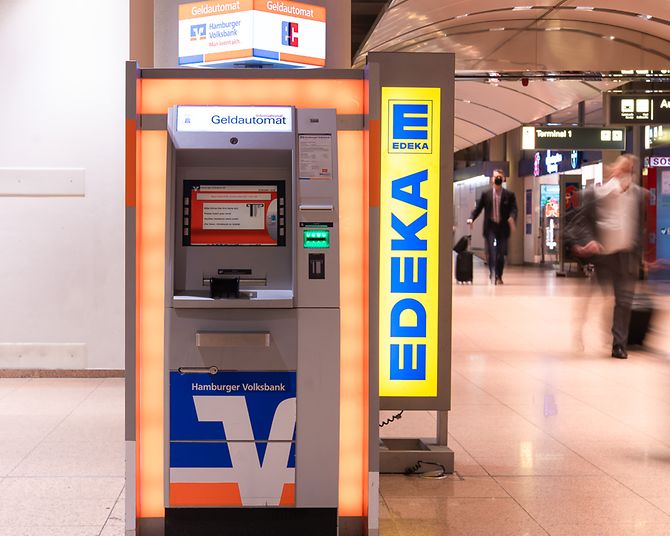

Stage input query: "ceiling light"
[
  {"left": 605, "top": 35, "right": 616, "bottom": 40},
  {"left": 575, "top": 6, "right": 594, "bottom": 10},
  {"left": 638, "top": 14, "right": 652, "bottom": 20},
  {"left": 512, "top": 6, "right": 533, "bottom": 10},
  {"left": 455, "top": 13, "right": 469, "bottom": 19},
  {"left": 545, "top": 27, "right": 561, "bottom": 31},
  {"left": 490, "top": 27, "right": 506, "bottom": 31},
  {"left": 462, "top": 100, "right": 472, "bottom": 103}
]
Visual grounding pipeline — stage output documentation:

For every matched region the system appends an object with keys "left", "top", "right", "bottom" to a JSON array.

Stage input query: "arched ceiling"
[
  {"left": 353, "top": 0, "right": 670, "bottom": 151},
  {"left": 450, "top": 75, "right": 622, "bottom": 151}
]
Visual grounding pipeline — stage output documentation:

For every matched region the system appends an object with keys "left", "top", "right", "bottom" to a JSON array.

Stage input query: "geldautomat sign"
[
  {"left": 379, "top": 87, "right": 441, "bottom": 398},
  {"left": 178, "top": 0, "right": 326, "bottom": 68}
]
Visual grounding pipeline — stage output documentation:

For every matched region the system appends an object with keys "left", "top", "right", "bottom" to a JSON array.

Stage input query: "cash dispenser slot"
[
  {"left": 195, "top": 331, "right": 271, "bottom": 348},
  {"left": 202, "top": 276, "right": 268, "bottom": 299}
]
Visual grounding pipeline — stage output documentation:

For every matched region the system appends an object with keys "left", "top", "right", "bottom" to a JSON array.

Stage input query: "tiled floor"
[
  {"left": 381, "top": 260, "right": 670, "bottom": 535},
  {"left": 0, "top": 378, "right": 124, "bottom": 535},
  {"left": 0, "top": 261, "right": 669, "bottom": 535}
]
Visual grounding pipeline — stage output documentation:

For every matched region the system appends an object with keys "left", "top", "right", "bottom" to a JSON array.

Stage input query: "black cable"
[
  {"left": 378, "top": 410, "right": 404, "bottom": 428},
  {"left": 404, "top": 460, "right": 447, "bottom": 477}
]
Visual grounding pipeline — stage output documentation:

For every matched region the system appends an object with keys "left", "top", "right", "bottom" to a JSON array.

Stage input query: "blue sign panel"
[
  {"left": 532, "top": 150, "right": 581, "bottom": 177},
  {"left": 169, "top": 370, "right": 297, "bottom": 507},
  {"left": 170, "top": 371, "right": 297, "bottom": 442}
]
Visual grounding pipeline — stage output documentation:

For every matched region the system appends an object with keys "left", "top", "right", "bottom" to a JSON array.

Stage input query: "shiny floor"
[
  {"left": 0, "top": 262, "right": 669, "bottom": 535},
  {"left": 0, "top": 378, "right": 124, "bottom": 535},
  {"left": 381, "top": 260, "right": 670, "bottom": 535}
]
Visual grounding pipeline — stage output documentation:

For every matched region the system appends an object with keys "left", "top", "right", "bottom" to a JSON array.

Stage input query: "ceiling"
[
  {"left": 352, "top": 0, "right": 670, "bottom": 151},
  {"left": 450, "top": 75, "right": 622, "bottom": 151}
]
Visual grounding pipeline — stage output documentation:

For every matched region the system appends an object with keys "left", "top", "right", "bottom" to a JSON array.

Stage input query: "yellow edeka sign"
[{"left": 379, "top": 87, "right": 441, "bottom": 398}]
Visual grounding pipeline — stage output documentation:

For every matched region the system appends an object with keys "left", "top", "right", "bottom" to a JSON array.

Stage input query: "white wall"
[
  {"left": 454, "top": 175, "right": 490, "bottom": 255},
  {"left": 0, "top": 1, "right": 129, "bottom": 369}
]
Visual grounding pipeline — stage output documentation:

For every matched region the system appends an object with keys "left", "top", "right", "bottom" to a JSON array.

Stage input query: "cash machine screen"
[{"left": 183, "top": 181, "right": 286, "bottom": 246}]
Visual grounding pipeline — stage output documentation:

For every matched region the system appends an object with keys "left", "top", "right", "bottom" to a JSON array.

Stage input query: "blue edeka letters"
[
  {"left": 392, "top": 104, "right": 429, "bottom": 150},
  {"left": 389, "top": 169, "right": 429, "bottom": 381}
]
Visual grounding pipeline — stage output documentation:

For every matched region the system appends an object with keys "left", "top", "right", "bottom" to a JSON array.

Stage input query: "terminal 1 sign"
[
  {"left": 522, "top": 126, "right": 626, "bottom": 151},
  {"left": 178, "top": 0, "right": 326, "bottom": 68}
]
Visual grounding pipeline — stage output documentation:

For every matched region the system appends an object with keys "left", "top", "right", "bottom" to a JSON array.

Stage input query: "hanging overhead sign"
[
  {"left": 609, "top": 95, "right": 670, "bottom": 124},
  {"left": 522, "top": 126, "right": 626, "bottom": 151},
  {"left": 178, "top": 0, "right": 326, "bottom": 68}
]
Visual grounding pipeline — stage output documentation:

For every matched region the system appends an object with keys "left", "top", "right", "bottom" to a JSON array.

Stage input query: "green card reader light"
[{"left": 303, "top": 229, "right": 330, "bottom": 249}]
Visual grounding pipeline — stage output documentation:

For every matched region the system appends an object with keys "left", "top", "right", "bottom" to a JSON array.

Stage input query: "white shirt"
[
  {"left": 492, "top": 189, "right": 501, "bottom": 223},
  {"left": 595, "top": 176, "right": 638, "bottom": 254}
]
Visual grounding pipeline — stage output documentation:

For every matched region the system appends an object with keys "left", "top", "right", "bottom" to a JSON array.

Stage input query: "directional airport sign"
[
  {"left": 522, "top": 126, "right": 626, "bottom": 151},
  {"left": 609, "top": 94, "right": 670, "bottom": 124}
]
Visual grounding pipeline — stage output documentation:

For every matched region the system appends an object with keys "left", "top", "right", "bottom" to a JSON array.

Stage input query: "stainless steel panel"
[{"left": 195, "top": 331, "right": 271, "bottom": 348}]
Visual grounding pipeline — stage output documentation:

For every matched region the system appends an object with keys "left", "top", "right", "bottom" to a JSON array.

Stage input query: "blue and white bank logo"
[
  {"left": 389, "top": 100, "right": 433, "bottom": 154},
  {"left": 190, "top": 24, "right": 207, "bottom": 41}
]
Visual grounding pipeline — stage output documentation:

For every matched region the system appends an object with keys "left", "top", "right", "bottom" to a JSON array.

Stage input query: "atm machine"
[{"left": 162, "top": 105, "right": 340, "bottom": 535}]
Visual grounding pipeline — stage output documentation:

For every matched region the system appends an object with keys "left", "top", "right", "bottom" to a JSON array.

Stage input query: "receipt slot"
[{"left": 163, "top": 105, "right": 340, "bottom": 534}]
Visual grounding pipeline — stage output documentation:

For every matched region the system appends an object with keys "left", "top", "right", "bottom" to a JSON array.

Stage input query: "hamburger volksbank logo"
[
  {"left": 389, "top": 100, "right": 434, "bottom": 154},
  {"left": 190, "top": 23, "right": 207, "bottom": 41}
]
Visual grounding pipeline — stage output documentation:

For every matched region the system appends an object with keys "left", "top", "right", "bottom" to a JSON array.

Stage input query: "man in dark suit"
[{"left": 467, "top": 169, "right": 518, "bottom": 285}]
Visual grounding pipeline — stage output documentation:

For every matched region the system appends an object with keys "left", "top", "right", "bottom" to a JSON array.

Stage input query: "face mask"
[{"left": 494, "top": 177, "right": 503, "bottom": 186}]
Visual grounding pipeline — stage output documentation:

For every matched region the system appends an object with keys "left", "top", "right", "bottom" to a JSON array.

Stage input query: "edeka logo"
[
  {"left": 389, "top": 99, "right": 433, "bottom": 154},
  {"left": 281, "top": 21, "right": 299, "bottom": 47},
  {"left": 380, "top": 87, "right": 441, "bottom": 398},
  {"left": 190, "top": 23, "right": 207, "bottom": 41}
]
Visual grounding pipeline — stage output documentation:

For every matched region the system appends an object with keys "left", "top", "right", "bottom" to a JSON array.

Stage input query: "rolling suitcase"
[
  {"left": 454, "top": 235, "right": 473, "bottom": 284},
  {"left": 627, "top": 292, "right": 654, "bottom": 346}
]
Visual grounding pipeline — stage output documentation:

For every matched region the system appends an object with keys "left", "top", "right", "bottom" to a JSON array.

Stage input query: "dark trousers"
[
  {"left": 594, "top": 252, "right": 636, "bottom": 347},
  {"left": 485, "top": 221, "right": 508, "bottom": 279}
]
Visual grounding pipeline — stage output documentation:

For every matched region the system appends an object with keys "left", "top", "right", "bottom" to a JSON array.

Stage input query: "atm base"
[
  {"left": 164, "top": 507, "right": 337, "bottom": 536},
  {"left": 379, "top": 438, "right": 454, "bottom": 474}
]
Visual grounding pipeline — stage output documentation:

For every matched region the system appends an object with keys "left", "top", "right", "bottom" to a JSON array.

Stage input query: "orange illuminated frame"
[{"left": 129, "top": 75, "right": 369, "bottom": 521}]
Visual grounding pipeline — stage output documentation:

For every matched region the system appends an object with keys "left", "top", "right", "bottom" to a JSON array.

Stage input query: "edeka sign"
[{"left": 379, "top": 87, "right": 441, "bottom": 398}]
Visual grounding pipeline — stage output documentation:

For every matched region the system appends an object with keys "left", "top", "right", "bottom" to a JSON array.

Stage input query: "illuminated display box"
[
  {"left": 183, "top": 182, "right": 285, "bottom": 246},
  {"left": 178, "top": 0, "right": 326, "bottom": 68}
]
